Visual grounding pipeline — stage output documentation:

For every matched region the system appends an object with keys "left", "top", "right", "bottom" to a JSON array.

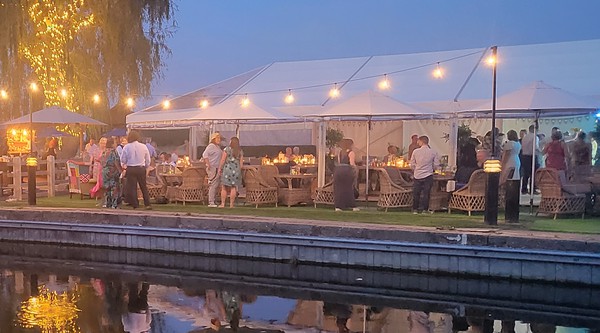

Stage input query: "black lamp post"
[
  {"left": 27, "top": 83, "right": 38, "bottom": 205},
  {"left": 484, "top": 46, "right": 500, "bottom": 225}
]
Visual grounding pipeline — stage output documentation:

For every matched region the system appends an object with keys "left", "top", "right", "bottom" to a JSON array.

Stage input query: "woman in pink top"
[{"left": 543, "top": 130, "right": 568, "bottom": 184}]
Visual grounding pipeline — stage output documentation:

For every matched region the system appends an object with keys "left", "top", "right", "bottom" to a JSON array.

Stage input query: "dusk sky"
[{"left": 146, "top": 0, "right": 600, "bottom": 106}]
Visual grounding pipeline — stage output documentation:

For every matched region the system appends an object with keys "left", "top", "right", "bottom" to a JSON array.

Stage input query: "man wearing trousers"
[
  {"left": 520, "top": 124, "right": 540, "bottom": 194},
  {"left": 410, "top": 136, "right": 440, "bottom": 214},
  {"left": 120, "top": 130, "right": 152, "bottom": 209},
  {"left": 202, "top": 132, "right": 223, "bottom": 207}
]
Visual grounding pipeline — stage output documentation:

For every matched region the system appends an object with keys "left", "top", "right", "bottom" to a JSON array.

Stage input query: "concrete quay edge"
[{"left": 0, "top": 207, "right": 598, "bottom": 253}]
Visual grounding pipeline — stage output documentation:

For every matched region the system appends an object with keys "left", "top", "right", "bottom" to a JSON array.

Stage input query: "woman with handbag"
[{"left": 333, "top": 138, "right": 360, "bottom": 212}]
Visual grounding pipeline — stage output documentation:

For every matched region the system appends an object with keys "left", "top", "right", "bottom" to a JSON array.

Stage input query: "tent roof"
[
  {"left": 462, "top": 81, "right": 600, "bottom": 118},
  {"left": 189, "top": 96, "right": 295, "bottom": 121},
  {"left": 4, "top": 106, "right": 106, "bottom": 126},
  {"left": 306, "top": 90, "right": 437, "bottom": 119},
  {"left": 129, "top": 39, "right": 600, "bottom": 127}
]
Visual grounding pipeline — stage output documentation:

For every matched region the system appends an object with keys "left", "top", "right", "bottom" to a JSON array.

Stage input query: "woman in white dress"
[{"left": 500, "top": 130, "right": 521, "bottom": 185}]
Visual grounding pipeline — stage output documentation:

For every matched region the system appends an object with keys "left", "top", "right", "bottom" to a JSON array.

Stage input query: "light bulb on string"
[
  {"left": 60, "top": 88, "right": 68, "bottom": 98},
  {"left": 125, "top": 97, "right": 134, "bottom": 108},
  {"left": 29, "top": 82, "right": 38, "bottom": 92},
  {"left": 241, "top": 94, "right": 250, "bottom": 108},
  {"left": 432, "top": 62, "right": 444, "bottom": 79},
  {"left": 378, "top": 74, "right": 391, "bottom": 90},
  {"left": 284, "top": 89, "right": 295, "bottom": 104},
  {"left": 0, "top": 89, "right": 7, "bottom": 99},
  {"left": 329, "top": 83, "right": 340, "bottom": 98},
  {"left": 485, "top": 55, "right": 497, "bottom": 66},
  {"left": 200, "top": 99, "right": 209, "bottom": 109},
  {"left": 92, "top": 94, "right": 100, "bottom": 103},
  {"left": 162, "top": 99, "right": 171, "bottom": 109}
]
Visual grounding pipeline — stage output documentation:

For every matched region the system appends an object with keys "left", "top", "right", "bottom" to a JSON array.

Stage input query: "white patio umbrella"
[
  {"left": 3, "top": 105, "right": 106, "bottom": 126},
  {"left": 306, "top": 89, "right": 439, "bottom": 199},
  {"left": 463, "top": 81, "right": 600, "bottom": 212}
]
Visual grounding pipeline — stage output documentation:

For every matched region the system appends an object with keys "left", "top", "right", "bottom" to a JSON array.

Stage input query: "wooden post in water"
[
  {"left": 12, "top": 157, "right": 22, "bottom": 201},
  {"left": 47, "top": 155, "right": 55, "bottom": 197}
]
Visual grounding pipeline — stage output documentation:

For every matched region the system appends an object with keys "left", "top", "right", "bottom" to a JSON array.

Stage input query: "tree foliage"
[{"left": 0, "top": 0, "right": 175, "bottom": 125}]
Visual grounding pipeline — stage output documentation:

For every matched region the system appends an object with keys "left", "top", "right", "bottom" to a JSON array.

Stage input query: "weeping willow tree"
[{"left": 0, "top": 0, "right": 175, "bottom": 126}]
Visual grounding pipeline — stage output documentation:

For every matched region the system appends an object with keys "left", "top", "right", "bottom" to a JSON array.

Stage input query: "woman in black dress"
[{"left": 334, "top": 138, "right": 359, "bottom": 211}]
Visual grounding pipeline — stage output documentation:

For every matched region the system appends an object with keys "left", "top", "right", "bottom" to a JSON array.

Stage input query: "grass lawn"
[{"left": 1, "top": 195, "right": 600, "bottom": 234}]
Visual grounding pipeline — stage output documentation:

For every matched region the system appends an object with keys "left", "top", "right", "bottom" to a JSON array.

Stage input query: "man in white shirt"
[
  {"left": 410, "top": 136, "right": 440, "bottom": 214},
  {"left": 120, "top": 130, "right": 152, "bottom": 209},
  {"left": 520, "top": 125, "right": 540, "bottom": 194},
  {"left": 122, "top": 282, "right": 152, "bottom": 333},
  {"left": 202, "top": 133, "right": 223, "bottom": 207}
]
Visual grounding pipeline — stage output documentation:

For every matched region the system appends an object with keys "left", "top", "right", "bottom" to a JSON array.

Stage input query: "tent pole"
[
  {"left": 317, "top": 121, "right": 326, "bottom": 188},
  {"left": 235, "top": 122, "right": 240, "bottom": 139},
  {"left": 365, "top": 117, "right": 371, "bottom": 204},
  {"left": 449, "top": 116, "right": 458, "bottom": 169},
  {"left": 530, "top": 114, "right": 539, "bottom": 214}
]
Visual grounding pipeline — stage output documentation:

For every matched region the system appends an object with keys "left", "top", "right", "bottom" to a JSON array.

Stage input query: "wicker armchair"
[
  {"left": 258, "top": 165, "right": 286, "bottom": 188},
  {"left": 313, "top": 181, "right": 334, "bottom": 207},
  {"left": 375, "top": 168, "right": 412, "bottom": 211},
  {"left": 448, "top": 169, "right": 486, "bottom": 216},
  {"left": 243, "top": 166, "right": 278, "bottom": 207},
  {"left": 137, "top": 175, "right": 166, "bottom": 202},
  {"left": 535, "top": 168, "right": 587, "bottom": 219},
  {"left": 384, "top": 167, "right": 414, "bottom": 189},
  {"left": 174, "top": 167, "right": 207, "bottom": 205}
]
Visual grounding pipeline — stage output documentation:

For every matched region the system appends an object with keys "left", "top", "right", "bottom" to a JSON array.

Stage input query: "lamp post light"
[
  {"left": 484, "top": 46, "right": 500, "bottom": 225},
  {"left": 28, "top": 82, "right": 38, "bottom": 205}
]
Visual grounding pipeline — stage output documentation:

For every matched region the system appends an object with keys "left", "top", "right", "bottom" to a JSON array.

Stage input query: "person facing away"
[
  {"left": 569, "top": 131, "right": 592, "bottom": 182},
  {"left": 120, "top": 130, "right": 152, "bottom": 210},
  {"left": 520, "top": 124, "right": 540, "bottom": 194},
  {"left": 500, "top": 130, "right": 521, "bottom": 185},
  {"left": 543, "top": 130, "right": 568, "bottom": 184},
  {"left": 218, "top": 136, "right": 243, "bottom": 208},
  {"left": 410, "top": 135, "right": 440, "bottom": 214},
  {"left": 333, "top": 138, "right": 359, "bottom": 212},
  {"left": 408, "top": 134, "right": 419, "bottom": 160},
  {"left": 202, "top": 132, "right": 223, "bottom": 207}
]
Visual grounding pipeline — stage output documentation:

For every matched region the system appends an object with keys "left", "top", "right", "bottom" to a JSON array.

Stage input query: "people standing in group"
[
  {"left": 102, "top": 138, "right": 123, "bottom": 209},
  {"left": 543, "top": 130, "right": 568, "bottom": 184},
  {"left": 202, "top": 133, "right": 223, "bottom": 207},
  {"left": 120, "top": 130, "right": 152, "bottom": 210},
  {"left": 218, "top": 137, "right": 243, "bottom": 208},
  {"left": 569, "top": 131, "right": 592, "bottom": 182},
  {"left": 520, "top": 125, "right": 540, "bottom": 194},
  {"left": 410, "top": 135, "right": 440, "bottom": 214},
  {"left": 333, "top": 138, "right": 359, "bottom": 212},
  {"left": 408, "top": 134, "right": 419, "bottom": 160},
  {"left": 500, "top": 130, "right": 521, "bottom": 185}
]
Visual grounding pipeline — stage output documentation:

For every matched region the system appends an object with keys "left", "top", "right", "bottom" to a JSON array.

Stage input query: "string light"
[
  {"left": 60, "top": 88, "right": 68, "bottom": 98},
  {"left": 200, "top": 99, "right": 209, "bottom": 109},
  {"left": 485, "top": 55, "right": 497, "bottom": 66},
  {"left": 284, "top": 89, "right": 295, "bottom": 104},
  {"left": 329, "top": 83, "right": 340, "bottom": 98},
  {"left": 30, "top": 82, "right": 39, "bottom": 92},
  {"left": 241, "top": 94, "right": 250, "bottom": 108},
  {"left": 378, "top": 74, "right": 391, "bottom": 90},
  {"left": 92, "top": 94, "right": 100, "bottom": 103},
  {"left": 125, "top": 97, "right": 134, "bottom": 107},
  {"left": 0, "top": 89, "right": 7, "bottom": 99},
  {"left": 162, "top": 99, "right": 170, "bottom": 109},
  {"left": 432, "top": 62, "right": 444, "bottom": 79}
]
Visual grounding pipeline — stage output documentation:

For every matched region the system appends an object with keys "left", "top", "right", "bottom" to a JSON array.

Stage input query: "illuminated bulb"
[
  {"left": 432, "top": 63, "right": 444, "bottom": 79},
  {"left": 92, "top": 94, "right": 100, "bottom": 103},
  {"left": 162, "top": 99, "right": 170, "bottom": 109},
  {"left": 60, "top": 88, "right": 68, "bottom": 98},
  {"left": 11, "top": 129, "right": 17, "bottom": 136},
  {"left": 200, "top": 99, "right": 209, "bottom": 109},
  {"left": 329, "top": 83, "right": 340, "bottom": 98},
  {"left": 0, "top": 89, "right": 7, "bottom": 99},
  {"left": 284, "top": 90, "right": 295, "bottom": 104},
  {"left": 29, "top": 82, "right": 38, "bottom": 91},
  {"left": 125, "top": 97, "right": 134, "bottom": 107},
  {"left": 241, "top": 94, "right": 250, "bottom": 108},
  {"left": 378, "top": 74, "right": 391, "bottom": 90},
  {"left": 23, "top": 129, "right": 28, "bottom": 137},
  {"left": 486, "top": 55, "right": 496, "bottom": 66}
]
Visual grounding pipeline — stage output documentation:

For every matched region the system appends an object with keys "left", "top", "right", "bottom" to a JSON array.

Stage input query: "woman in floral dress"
[
  {"left": 102, "top": 138, "right": 123, "bottom": 208},
  {"left": 218, "top": 137, "right": 243, "bottom": 208}
]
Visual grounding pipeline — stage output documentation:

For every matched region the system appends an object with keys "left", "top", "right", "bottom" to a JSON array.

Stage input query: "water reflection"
[{"left": 0, "top": 269, "right": 597, "bottom": 333}]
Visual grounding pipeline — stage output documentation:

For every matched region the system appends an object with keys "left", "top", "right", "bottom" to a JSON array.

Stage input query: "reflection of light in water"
[{"left": 18, "top": 286, "right": 80, "bottom": 333}]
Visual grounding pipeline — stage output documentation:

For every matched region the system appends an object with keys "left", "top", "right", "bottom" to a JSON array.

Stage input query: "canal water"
[{"left": 0, "top": 244, "right": 598, "bottom": 332}]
